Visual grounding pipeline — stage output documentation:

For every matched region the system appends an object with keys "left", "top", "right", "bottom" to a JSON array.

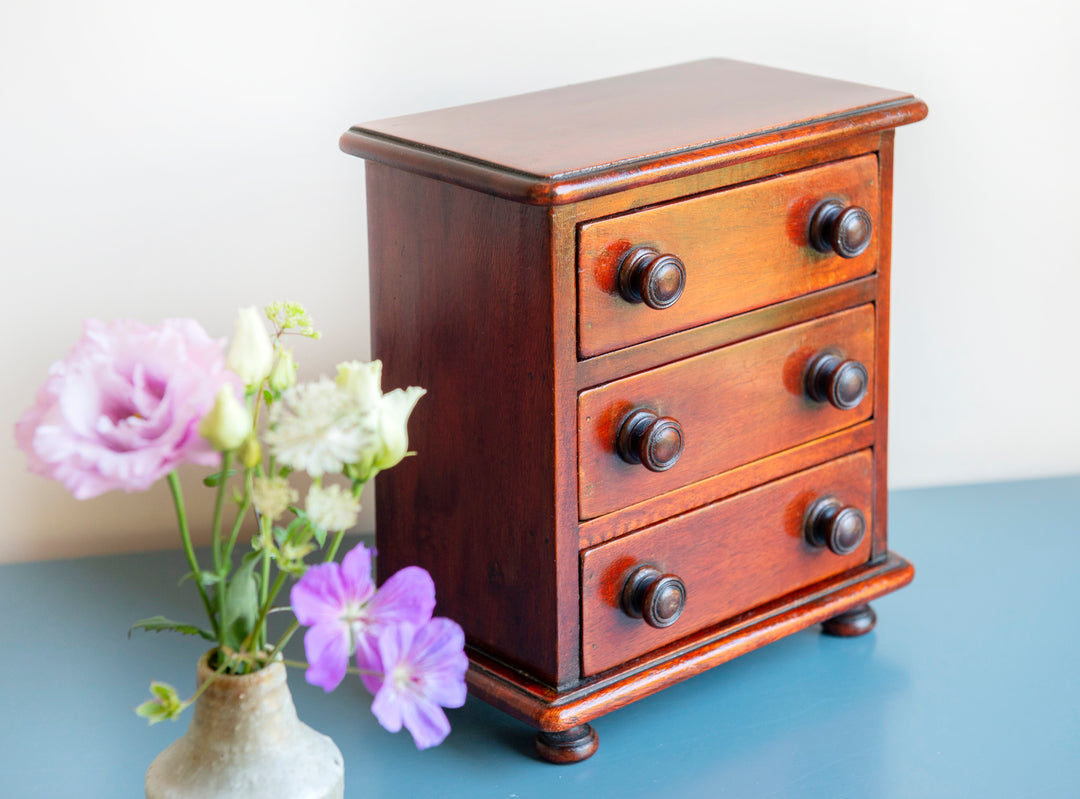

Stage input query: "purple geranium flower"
[
  {"left": 369, "top": 618, "right": 468, "bottom": 750},
  {"left": 15, "top": 318, "right": 237, "bottom": 499},
  {"left": 290, "top": 542, "right": 435, "bottom": 692}
]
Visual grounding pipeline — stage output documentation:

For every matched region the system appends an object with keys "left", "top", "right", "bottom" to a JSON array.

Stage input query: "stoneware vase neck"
[{"left": 145, "top": 650, "right": 344, "bottom": 799}]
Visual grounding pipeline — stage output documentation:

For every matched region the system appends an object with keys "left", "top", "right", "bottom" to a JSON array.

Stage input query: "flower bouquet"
[{"left": 15, "top": 302, "right": 467, "bottom": 797}]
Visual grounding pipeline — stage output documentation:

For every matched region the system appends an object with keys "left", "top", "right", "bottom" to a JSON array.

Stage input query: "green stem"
[
  {"left": 211, "top": 452, "right": 233, "bottom": 573},
  {"left": 258, "top": 515, "right": 272, "bottom": 650},
  {"left": 167, "top": 473, "right": 218, "bottom": 639},
  {"left": 278, "top": 657, "right": 382, "bottom": 677},
  {"left": 180, "top": 651, "right": 232, "bottom": 711},
  {"left": 325, "top": 529, "right": 346, "bottom": 563},
  {"left": 211, "top": 452, "right": 233, "bottom": 640},
  {"left": 244, "top": 570, "right": 288, "bottom": 654},
  {"left": 267, "top": 620, "right": 299, "bottom": 663},
  {"left": 222, "top": 468, "right": 252, "bottom": 565}
]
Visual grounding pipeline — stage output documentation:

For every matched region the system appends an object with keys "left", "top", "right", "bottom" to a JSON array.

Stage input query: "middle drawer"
[{"left": 578, "top": 304, "right": 875, "bottom": 520}]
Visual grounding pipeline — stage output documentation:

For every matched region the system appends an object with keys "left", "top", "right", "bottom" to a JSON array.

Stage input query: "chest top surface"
[{"left": 342, "top": 59, "right": 926, "bottom": 204}]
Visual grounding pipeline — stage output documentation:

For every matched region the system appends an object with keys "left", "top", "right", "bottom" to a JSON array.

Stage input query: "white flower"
[
  {"left": 264, "top": 378, "right": 376, "bottom": 476},
  {"left": 251, "top": 475, "right": 297, "bottom": 522},
  {"left": 305, "top": 483, "right": 360, "bottom": 532},
  {"left": 226, "top": 307, "right": 274, "bottom": 388},
  {"left": 198, "top": 387, "right": 251, "bottom": 451},
  {"left": 335, "top": 360, "right": 426, "bottom": 482},
  {"left": 336, "top": 360, "right": 382, "bottom": 407},
  {"left": 373, "top": 386, "right": 426, "bottom": 472}
]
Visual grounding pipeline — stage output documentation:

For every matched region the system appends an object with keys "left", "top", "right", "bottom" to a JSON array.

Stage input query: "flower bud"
[
  {"left": 135, "top": 681, "right": 184, "bottom": 725},
  {"left": 268, "top": 347, "right": 297, "bottom": 392},
  {"left": 199, "top": 387, "right": 251, "bottom": 452},
  {"left": 237, "top": 434, "right": 262, "bottom": 469},
  {"left": 335, "top": 360, "right": 382, "bottom": 407},
  {"left": 373, "top": 386, "right": 426, "bottom": 471},
  {"left": 226, "top": 307, "right": 274, "bottom": 388}
]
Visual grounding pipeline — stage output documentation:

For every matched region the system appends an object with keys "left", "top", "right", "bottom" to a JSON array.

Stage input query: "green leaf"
[
  {"left": 178, "top": 570, "right": 219, "bottom": 588},
  {"left": 203, "top": 469, "right": 238, "bottom": 488},
  {"left": 129, "top": 616, "right": 215, "bottom": 641},
  {"left": 312, "top": 525, "right": 326, "bottom": 548},
  {"left": 282, "top": 515, "right": 307, "bottom": 544},
  {"left": 273, "top": 525, "right": 289, "bottom": 546},
  {"left": 263, "top": 388, "right": 274, "bottom": 405},
  {"left": 221, "top": 555, "right": 260, "bottom": 651}
]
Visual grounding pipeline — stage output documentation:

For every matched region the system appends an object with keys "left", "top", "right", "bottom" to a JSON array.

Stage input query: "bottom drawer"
[{"left": 581, "top": 449, "right": 874, "bottom": 676}]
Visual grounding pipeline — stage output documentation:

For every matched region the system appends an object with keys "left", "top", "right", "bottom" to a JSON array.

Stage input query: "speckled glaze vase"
[{"left": 145, "top": 652, "right": 344, "bottom": 799}]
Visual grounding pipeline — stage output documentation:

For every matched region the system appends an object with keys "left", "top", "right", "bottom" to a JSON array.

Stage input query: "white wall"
[{"left": 3, "top": 1, "right": 1077, "bottom": 562}]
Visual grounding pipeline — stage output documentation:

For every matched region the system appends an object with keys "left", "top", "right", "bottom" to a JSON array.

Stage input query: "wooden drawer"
[
  {"left": 577, "top": 154, "right": 879, "bottom": 357},
  {"left": 581, "top": 450, "right": 874, "bottom": 676},
  {"left": 578, "top": 304, "right": 875, "bottom": 520}
]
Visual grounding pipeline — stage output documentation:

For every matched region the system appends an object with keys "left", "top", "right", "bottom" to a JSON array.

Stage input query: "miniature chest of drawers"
[{"left": 342, "top": 60, "right": 927, "bottom": 762}]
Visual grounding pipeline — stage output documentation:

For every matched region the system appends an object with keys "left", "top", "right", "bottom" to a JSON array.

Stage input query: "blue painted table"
[{"left": 2, "top": 476, "right": 1078, "bottom": 797}]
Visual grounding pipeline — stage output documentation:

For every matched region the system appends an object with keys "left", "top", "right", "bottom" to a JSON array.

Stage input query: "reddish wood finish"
[
  {"left": 578, "top": 155, "right": 879, "bottom": 356},
  {"left": 349, "top": 60, "right": 925, "bottom": 760},
  {"left": 578, "top": 421, "right": 876, "bottom": 548},
  {"left": 342, "top": 59, "right": 926, "bottom": 205},
  {"left": 575, "top": 275, "right": 878, "bottom": 387},
  {"left": 534, "top": 725, "right": 598, "bottom": 764},
  {"left": 822, "top": 603, "right": 878, "bottom": 636},
  {"left": 581, "top": 451, "right": 873, "bottom": 675},
  {"left": 871, "top": 132, "right": 896, "bottom": 561},
  {"left": 466, "top": 553, "right": 914, "bottom": 733},
  {"left": 578, "top": 305, "right": 875, "bottom": 519},
  {"left": 366, "top": 163, "right": 577, "bottom": 686}
]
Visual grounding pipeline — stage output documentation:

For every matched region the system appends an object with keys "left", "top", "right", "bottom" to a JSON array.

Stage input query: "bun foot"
[
  {"left": 535, "top": 724, "right": 599, "bottom": 764},
  {"left": 822, "top": 603, "right": 877, "bottom": 637}
]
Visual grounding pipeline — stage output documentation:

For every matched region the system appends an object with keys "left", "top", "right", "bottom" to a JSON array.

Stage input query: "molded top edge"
[{"left": 342, "top": 59, "right": 927, "bottom": 205}]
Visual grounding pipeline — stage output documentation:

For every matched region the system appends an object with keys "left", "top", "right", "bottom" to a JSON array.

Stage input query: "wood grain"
[
  {"left": 561, "top": 134, "right": 883, "bottom": 227},
  {"left": 351, "top": 62, "right": 924, "bottom": 734},
  {"left": 466, "top": 551, "right": 914, "bottom": 732},
  {"left": 341, "top": 60, "right": 926, "bottom": 205},
  {"left": 577, "top": 155, "right": 879, "bottom": 356},
  {"left": 872, "top": 132, "right": 896, "bottom": 561},
  {"left": 580, "top": 450, "right": 874, "bottom": 675},
  {"left": 576, "top": 276, "right": 877, "bottom": 388},
  {"left": 577, "top": 420, "right": 875, "bottom": 548},
  {"left": 578, "top": 304, "right": 875, "bottom": 519},
  {"left": 366, "top": 163, "right": 573, "bottom": 686}
]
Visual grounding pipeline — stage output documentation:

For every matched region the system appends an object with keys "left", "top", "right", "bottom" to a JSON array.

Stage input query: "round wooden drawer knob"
[
  {"left": 809, "top": 200, "right": 873, "bottom": 259},
  {"left": 617, "top": 409, "right": 684, "bottom": 472},
  {"left": 804, "top": 496, "right": 866, "bottom": 556},
  {"left": 618, "top": 246, "right": 686, "bottom": 310},
  {"left": 621, "top": 565, "right": 687, "bottom": 628},
  {"left": 805, "top": 351, "right": 869, "bottom": 411}
]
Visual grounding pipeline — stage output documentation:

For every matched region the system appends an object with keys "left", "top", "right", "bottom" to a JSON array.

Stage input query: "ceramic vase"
[{"left": 145, "top": 651, "right": 344, "bottom": 799}]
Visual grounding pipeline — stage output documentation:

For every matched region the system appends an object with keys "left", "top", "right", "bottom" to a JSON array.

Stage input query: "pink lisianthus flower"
[
  {"left": 368, "top": 618, "right": 468, "bottom": 750},
  {"left": 15, "top": 318, "right": 239, "bottom": 499},
  {"left": 290, "top": 542, "right": 436, "bottom": 692}
]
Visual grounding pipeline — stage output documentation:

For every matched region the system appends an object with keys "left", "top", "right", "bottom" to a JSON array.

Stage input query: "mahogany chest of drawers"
[{"left": 342, "top": 59, "right": 927, "bottom": 762}]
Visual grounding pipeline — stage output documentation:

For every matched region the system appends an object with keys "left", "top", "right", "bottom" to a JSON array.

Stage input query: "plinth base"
[{"left": 467, "top": 551, "right": 913, "bottom": 761}]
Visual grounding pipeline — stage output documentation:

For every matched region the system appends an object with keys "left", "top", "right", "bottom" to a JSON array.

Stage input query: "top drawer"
[{"left": 577, "top": 154, "right": 879, "bottom": 358}]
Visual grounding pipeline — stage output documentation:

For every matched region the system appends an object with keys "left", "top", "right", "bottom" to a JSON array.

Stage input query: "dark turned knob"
[
  {"left": 808, "top": 200, "right": 873, "bottom": 259},
  {"left": 805, "top": 351, "right": 869, "bottom": 411},
  {"left": 804, "top": 496, "right": 867, "bottom": 556},
  {"left": 616, "top": 408, "right": 684, "bottom": 472},
  {"left": 621, "top": 565, "right": 687, "bottom": 628},
  {"left": 618, "top": 246, "right": 686, "bottom": 310}
]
